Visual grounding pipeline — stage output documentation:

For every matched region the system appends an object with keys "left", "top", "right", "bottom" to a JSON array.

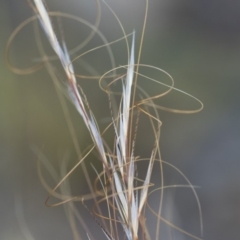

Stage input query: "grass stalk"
[{"left": 6, "top": 0, "right": 204, "bottom": 239}]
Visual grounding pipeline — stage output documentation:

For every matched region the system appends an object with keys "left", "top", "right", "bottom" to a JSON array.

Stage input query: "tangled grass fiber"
[{"left": 6, "top": 0, "right": 204, "bottom": 239}]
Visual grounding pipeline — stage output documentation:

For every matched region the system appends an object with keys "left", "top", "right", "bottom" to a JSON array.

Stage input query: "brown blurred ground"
[{"left": 1, "top": 0, "right": 240, "bottom": 239}]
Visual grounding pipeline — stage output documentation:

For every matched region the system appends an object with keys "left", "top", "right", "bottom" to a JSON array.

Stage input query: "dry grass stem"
[{"left": 6, "top": 0, "right": 204, "bottom": 239}]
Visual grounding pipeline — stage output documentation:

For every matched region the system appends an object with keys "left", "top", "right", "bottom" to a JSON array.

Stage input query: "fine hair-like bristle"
[{"left": 6, "top": 0, "right": 204, "bottom": 239}]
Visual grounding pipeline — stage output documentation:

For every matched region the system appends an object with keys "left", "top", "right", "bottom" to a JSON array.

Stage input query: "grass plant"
[{"left": 6, "top": 0, "right": 204, "bottom": 239}]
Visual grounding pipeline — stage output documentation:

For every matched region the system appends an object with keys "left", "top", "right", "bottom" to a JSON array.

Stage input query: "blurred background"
[{"left": 1, "top": 0, "right": 240, "bottom": 239}]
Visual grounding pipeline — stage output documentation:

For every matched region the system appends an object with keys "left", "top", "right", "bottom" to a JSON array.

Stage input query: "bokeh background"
[{"left": 1, "top": 0, "right": 240, "bottom": 239}]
